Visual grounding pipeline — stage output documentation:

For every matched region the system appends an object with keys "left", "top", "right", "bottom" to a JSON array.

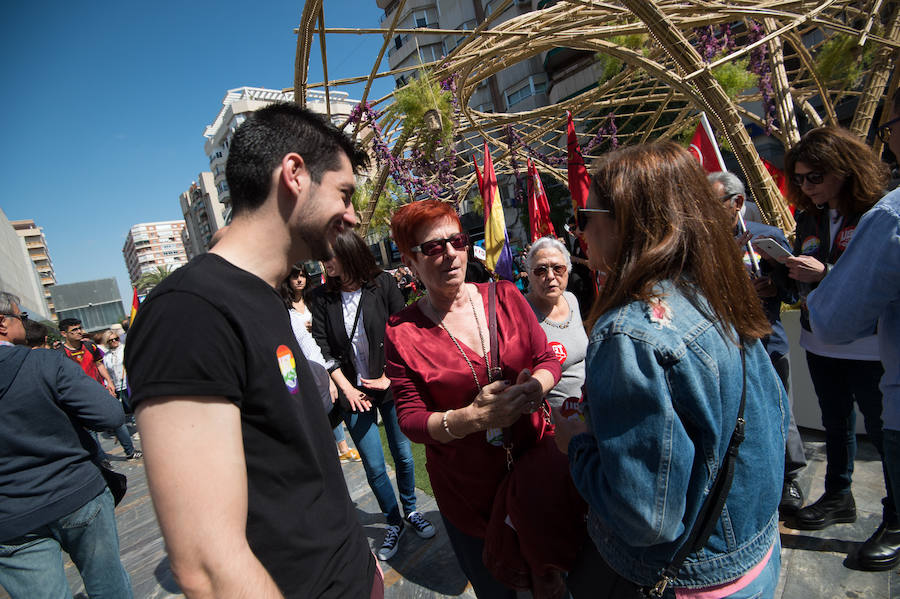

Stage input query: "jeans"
[
  {"left": 441, "top": 515, "right": 516, "bottom": 599},
  {"left": 0, "top": 488, "right": 132, "bottom": 599},
  {"left": 885, "top": 430, "right": 900, "bottom": 521},
  {"left": 806, "top": 352, "right": 894, "bottom": 514},
  {"left": 344, "top": 398, "right": 416, "bottom": 526},
  {"left": 770, "top": 352, "right": 807, "bottom": 477},
  {"left": 334, "top": 423, "right": 347, "bottom": 444},
  {"left": 90, "top": 424, "right": 135, "bottom": 459}
]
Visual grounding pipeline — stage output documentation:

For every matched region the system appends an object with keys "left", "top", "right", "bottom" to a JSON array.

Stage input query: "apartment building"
[
  {"left": 202, "top": 87, "right": 359, "bottom": 223},
  {"left": 50, "top": 278, "right": 126, "bottom": 333},
  {"left": 122, "top": 221, "right": 188, "bottom": 286},
  {"left": 10, "top": 219, "right": 57, "bottom": 318},
  {"left": 0, "top": 209, "right": 52, "bottom": 321},
  {"left": 180, "top": 171, "right": 225, "bottom": 259}
]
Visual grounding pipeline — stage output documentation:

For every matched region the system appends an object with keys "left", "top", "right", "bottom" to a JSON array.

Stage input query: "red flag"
[
  {"left": 527, "top": 160, "right": 556, "bottom": 242},
  {"left": 566, "top": 111, "right": 590, "bottom": 213},
  {"left": 688, "top": 112, "right": 726, "bottom": 173},
  {"left": 473, "top": 156, "right": 484, "bottom": 198},
  {"left": 761, "top": 157, "right": 786, "bottom": 197}
]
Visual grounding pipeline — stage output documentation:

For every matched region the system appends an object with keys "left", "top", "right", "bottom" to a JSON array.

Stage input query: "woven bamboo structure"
[{"left": 295, "top": 0, "right": 900, "bottom": 236}]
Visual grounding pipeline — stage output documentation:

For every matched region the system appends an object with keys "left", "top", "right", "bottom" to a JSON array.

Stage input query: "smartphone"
[{"left": 751, "top": 237, "right": 793, "bottom": 260}]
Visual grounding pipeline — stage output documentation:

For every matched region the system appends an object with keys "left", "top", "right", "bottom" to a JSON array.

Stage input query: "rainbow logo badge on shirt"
[
  {"left": 275, "top": 345, "right": 299, "bottom": 394},
  {"left": 801, "top": 235, "right": 820, "bottom": 256}
]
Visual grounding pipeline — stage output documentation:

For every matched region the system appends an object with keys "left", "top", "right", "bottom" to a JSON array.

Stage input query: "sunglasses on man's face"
[
  {"left": 576, "top": 208, "right": 611, "bottom": 231},
  {"left": 412, "top": 232, "right": 469, "bottom": 257},
  {"left": 1, "top": 312, "right": 28, "bottom": 322},
  {"left": 790, "top": 171, "right": 825, "bottom": 186}
]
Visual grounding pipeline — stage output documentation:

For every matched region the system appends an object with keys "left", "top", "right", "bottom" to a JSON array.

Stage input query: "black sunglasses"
[
  {"left": 790, "top": 171, "right": 825, "bottom": 186},
  {"left": 532, "top": 264, "right": 568, "bottom": 277},
  {"left": 576, "top": 208, "right": 611, "bottom": 231},
  {"left": 877, "top": 116, "right": 900, "bottom": 143},
  {"left": 412, "top": 232, "right": 469, "bottom": 256},
  {"left": 2, "top": 312, "right": 28, "bottom": 322}
]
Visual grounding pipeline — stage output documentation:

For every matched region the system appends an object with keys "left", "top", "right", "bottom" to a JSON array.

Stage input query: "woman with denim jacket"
[{"left": 555, "top": 142, "right": 789, "bottom": 598}]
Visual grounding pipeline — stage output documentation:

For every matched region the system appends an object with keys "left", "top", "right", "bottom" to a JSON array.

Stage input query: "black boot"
[
  {"left": 790, "top": 491, "right": 856, "bottom": 530},
  {"left": 779, "top": 478, "right": 803, "bottom": 517},
  {"left": 854, "top": 515, "right": 900, "bottom": 571}
]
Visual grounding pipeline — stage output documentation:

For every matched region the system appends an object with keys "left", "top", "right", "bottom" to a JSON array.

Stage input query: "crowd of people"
[{"left": 1, "top": 94, "right": 899, "bottom": 599}]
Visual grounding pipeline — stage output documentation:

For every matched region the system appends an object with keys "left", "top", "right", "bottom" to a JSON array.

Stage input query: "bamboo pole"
[
  {"left": 764, "top": 18, "right": 800, "bottom": 148},
  {"left": 294, "top": 0, "right": 322, "bottom": 107},
  {"left": 849, "top": 4, "right": 899, "bottom": 139}
]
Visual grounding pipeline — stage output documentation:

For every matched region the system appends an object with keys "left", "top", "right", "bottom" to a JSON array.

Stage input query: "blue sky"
[{"left": 1, "top": 1, "right": 394, "bottom": 306}]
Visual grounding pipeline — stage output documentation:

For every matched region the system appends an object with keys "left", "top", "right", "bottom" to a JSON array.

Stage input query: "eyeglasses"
[
  {"left": 877, "top": 116, "right": 900, "bottom": 143},
  {"left": 1, "top": 312, "right": 28, "bottom": 322},
  {"left": 720, "top": 193, "right": 739, "bottom": 204},
  {"left": 576, "top": 208, "right": 611, "bottom": 231},
  {"left": 790, "top": 171, "right": 825, "bottom": 186},
  {"left": 108, "top": 337, "right": 120, "bottom": 343},
  {"left": 411, "top": 232, "right": 469, "bottom": 256},
  {"left": 532, "top": 264, "right": 568, "bottom": 277}
]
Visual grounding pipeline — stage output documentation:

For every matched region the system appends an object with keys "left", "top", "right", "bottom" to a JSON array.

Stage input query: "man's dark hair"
[
  {"left": 24, "top": 320, "right": 48, "bottom": 348},
  {"left": 58, "top": 318, "right": 81, "bottom": 332},
  {"left": 225, "top": 103, "right": 369, "bottom": 216}
]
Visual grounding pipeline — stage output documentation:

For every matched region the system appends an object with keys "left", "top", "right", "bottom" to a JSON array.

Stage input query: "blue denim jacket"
[
  {"left": 568, "top": 282, "right": 788, "bottom": 589},
  {"left": 808, "top": 188, "right": 900, "bottom": 430}
]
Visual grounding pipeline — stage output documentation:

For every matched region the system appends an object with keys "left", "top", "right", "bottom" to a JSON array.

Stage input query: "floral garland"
[{"left": 692, "top": 22, "right": 774, "bottom": 134}]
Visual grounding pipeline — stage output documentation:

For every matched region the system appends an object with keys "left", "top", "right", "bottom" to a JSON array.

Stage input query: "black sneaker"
[
  {"left": 779, "top": 479, "right": 803, "bottom": 517},
  {"left": 125, "top": 450, "right": 142, "bottom": 460},
  {"left": 405, "top": 511, "right": 436, "bottom": 539},
  {"left": 790, "top": 491, "right": 856, "bottom": 530},
  {"left": 377, "top": 524, "right": 404, "bottom": 561}
]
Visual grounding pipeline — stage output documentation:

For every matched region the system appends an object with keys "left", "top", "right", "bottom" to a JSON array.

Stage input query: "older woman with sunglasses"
[
  {"left": 385, "top": 200, "right": 563, "bottom": 598},
  {"left": 524, "top": 237, "right": 588, "bottom": 411},
  {"left": 779, "top": 127, "right": 896, "bottom": 570}
]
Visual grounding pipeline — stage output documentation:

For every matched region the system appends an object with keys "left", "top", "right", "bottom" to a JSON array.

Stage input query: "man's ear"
[
  {"left": 734, "top": 194, "right": 746, "bottom": 211},
  {"left": 281, "top": 153, "right": 308, "bottom": 195}
]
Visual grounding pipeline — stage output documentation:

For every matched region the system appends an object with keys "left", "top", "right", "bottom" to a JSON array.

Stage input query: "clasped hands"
[
  {"left": 342, "top": 374, "right": 392, "bottom": 412},
  {"left": 470, "top": 368, "right": 544, "bottom": 430}
]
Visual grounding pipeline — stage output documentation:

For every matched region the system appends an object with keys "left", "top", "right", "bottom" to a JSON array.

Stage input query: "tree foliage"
[{"left": 136, "top": 265, "right": 173, "bottom": 292}]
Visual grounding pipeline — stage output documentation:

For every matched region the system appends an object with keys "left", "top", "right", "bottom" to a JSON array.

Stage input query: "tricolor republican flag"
[
  {"left": 129, "top": 287, "right": 140, "bottom": 326},
  {"left": 527, "top": 160, "right": 556, "bottom": 242},
  {"left": 476, "top": 141, "right": 515, "bottom": 281}
]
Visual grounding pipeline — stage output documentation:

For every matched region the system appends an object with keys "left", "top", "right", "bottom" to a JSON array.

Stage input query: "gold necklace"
[{"left": 436, "top": 289, "right": 493, "bottom": 387}]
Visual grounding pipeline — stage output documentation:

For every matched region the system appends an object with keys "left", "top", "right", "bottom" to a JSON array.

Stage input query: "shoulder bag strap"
[{"left": 650, "top": 345, "right": 747, "bottom": 597}]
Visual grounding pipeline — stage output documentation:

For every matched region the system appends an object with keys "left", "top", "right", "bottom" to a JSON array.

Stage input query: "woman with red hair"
[{"left": 386, "top": 200, "right": 566, "bottom": 598}]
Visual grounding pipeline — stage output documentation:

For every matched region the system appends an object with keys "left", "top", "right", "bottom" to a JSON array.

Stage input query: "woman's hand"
[
  {"left": 359, "top": 374, "right": 391, "bottom": 391},
  {"left": 328, "top": 379, "right": 338, "bottom": 403},
  {"left": 551, "top": 407, "right": 589, "bottom": 454},
  {"left": 784, "top": 255, "right": 826, "bottom": 282},
  {"left": 468, "top": 379, "right": 530, "bottom": 429},
  {"left": 510, "top": 368, "right": 545, "bottom": 415},
  {"left": 341, "top": 383, "right": 372, "bottom": 412},
  {"left": 752, "top": 275, "right": 777, "bottom": 298}
]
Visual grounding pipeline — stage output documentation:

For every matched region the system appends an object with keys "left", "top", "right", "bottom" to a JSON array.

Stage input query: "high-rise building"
[
  {"left": 180, "top": 172, "right": 225, "bottom": 259},
  {"left": 9, "top": 219, "right": 57, "bottom": 319},
  {"left": 202, "top": 87, "right": 359, "bottom": 223},
  {"left": 0, "top": 209, "right": 52, "bottom": 321},
  {"left": 122, "top": 221, "right": 188, "bottom": 287}
]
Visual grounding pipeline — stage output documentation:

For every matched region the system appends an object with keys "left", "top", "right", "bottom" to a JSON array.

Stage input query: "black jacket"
[{"left": 308, "top": 271, "right": 405, "bottom": 387}]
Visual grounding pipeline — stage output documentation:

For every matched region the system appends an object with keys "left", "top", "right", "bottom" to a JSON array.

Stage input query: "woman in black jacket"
[{"left": 308, "top": 230, "right": 435, "bottom": 562}]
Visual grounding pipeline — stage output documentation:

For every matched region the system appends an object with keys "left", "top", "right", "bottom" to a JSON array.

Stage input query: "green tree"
[
  {"left": 136, "top": 265, "right": 173, "bottom": 293},
  {"left": 352, "top": 179, "right": 408, "bottom": 239}
]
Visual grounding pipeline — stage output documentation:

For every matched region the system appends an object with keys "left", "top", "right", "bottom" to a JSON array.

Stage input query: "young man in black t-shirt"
[{"left": 125, "top": 104, "right": 378, "bottom": 599}]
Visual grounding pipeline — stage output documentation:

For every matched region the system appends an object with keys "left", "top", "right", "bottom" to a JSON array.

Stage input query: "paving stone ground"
[{"left": 1, "top": 427, "right": 896, "bottom": 598}]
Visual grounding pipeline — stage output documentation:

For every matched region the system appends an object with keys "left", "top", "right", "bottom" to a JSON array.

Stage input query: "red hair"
[{"left": 390, "top": 200, "right": 461, "bottom": 257}]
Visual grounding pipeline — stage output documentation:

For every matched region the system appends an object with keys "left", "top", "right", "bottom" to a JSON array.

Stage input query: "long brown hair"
[
  {"left": 585, "top": 141, "right": 770, "bottom": 342},
  {"left": 324, "top": 230, "right": 382, "bottom": 292},
  {"left": 784, "top": 126, "right": 887, "bottom": 216}
]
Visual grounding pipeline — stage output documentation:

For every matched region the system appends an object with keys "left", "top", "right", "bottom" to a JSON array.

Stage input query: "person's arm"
[
  {"left": 567, "top": 333, "right": 694, "bottom": 547},
  {"left": 55, "top": 355, "right": 125, "bottom": 430},
  {"left": 136, "top": 396, "right": 284, "bottom": 599},
  {"left": 95, "top": 360, "right": 117, "bottom": 396},
  {"left": 808, "top": 203, "right": 900, "bottom": 344}
]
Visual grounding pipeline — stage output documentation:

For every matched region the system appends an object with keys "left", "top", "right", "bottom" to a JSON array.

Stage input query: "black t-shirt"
[{"left": 125, "top": 253, "right": 374, "bottom": 598}]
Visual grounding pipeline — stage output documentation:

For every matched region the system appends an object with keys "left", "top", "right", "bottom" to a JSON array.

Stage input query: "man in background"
[{"left": 0, "top": 291, "right": 132, "bottom": 598}]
